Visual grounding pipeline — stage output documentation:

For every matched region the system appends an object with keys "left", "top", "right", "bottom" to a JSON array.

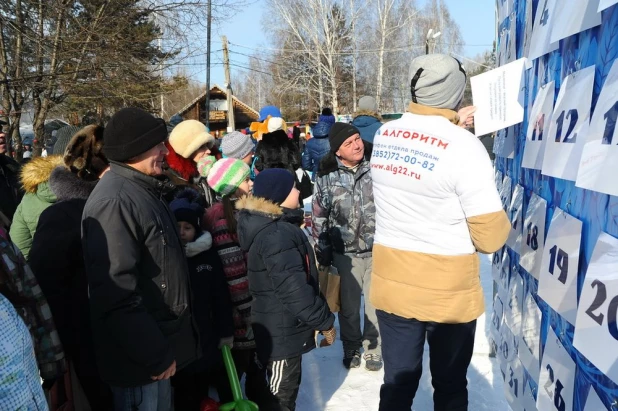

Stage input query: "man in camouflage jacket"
[{"left": 311, "top": 122, "right": 381, "bottom": 371}]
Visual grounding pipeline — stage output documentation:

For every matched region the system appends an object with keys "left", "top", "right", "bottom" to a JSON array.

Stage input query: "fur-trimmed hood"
[
  {"left": 236, "top": 195, "right": 304, "bottom": 252},
  {"left": 236, "top": 195, "right": 283, "bottom": 217},
  {"left": 185, "top": 231, "right": 213, "bottom": 258},
  {"left": 353, "top": 109, "right": 382, "bottom": 122},
  {"left": 48, "top": 166, "right": 99, "bottom": 201},
  {"left": 19, "top": 155, "right": 64, "bottom": 193}
]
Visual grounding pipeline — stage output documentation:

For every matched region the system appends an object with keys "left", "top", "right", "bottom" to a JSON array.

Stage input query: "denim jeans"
[{"left": 111, "top": 380, "right": 172, "bottom": 411}]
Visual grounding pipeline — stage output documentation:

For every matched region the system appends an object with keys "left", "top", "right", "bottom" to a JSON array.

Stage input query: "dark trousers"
[
  {"left": 265, "top": 356, "right": 302, "bottom": 411},
  {"left": 231, "top": 349, "right": 274, "bottom": 407},
  {"left": 377, "top": 310, "right": 476, "bottom": 411}
]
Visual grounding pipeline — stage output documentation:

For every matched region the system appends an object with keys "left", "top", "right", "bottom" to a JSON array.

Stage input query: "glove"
[
  {"left": 218, "top": 336, "right": 234, "bottom": 349},
  {"left": 315, "top": 233, "right": 333, "bottom": 267},
  {"left": 320, "top": 326, "right": 337, "bottom": 347}
]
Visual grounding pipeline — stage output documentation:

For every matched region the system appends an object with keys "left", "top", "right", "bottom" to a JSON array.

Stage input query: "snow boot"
[
  {"left": 343, "top": 349, "right": 361, "bottom": 369},
  {"left": 363, "top": 353, "right": 383, "bottom": 371}
]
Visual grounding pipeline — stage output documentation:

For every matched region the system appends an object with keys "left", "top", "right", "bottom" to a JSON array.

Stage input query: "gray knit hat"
[
  {"left": 53, "top": 125, "right": 81, "bottom": 156},
  {"left": 409, "top": 54, "right": 467, "bottom": 110},
  {"left": 221, "top": 131, "right": 254, "bottom": 160},
  {"left": 358, "top": 96, "right": 378, "bottom": 112}
]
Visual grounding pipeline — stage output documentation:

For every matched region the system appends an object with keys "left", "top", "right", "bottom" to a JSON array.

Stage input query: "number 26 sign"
[{"left": 574, "top": 232, "right": 618, "bottom": 385}]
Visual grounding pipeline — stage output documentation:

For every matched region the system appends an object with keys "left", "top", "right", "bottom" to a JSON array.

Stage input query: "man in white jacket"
[{"left": 369, "top": 54, "right": 510, "bottom": 411}]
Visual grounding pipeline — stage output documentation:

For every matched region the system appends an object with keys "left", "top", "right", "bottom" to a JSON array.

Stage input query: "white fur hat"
[{"left": 169, "top": 120, "right": 215, "bottom": 159}]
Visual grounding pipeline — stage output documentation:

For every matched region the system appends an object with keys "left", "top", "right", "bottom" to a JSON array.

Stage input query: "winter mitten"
[
  {"left": 315, "top": 234, "right": 333, "bottom": 267},
  {"left": 218, "top": 336, "right": 234, "bottom": 349},
  {"left": 320, "top": 326, "right": 337, "bottom": 347}
]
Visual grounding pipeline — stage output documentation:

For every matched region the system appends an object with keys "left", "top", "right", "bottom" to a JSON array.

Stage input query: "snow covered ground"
[{"left": 296, "top": 254, "right": 510, "bottom": 411}]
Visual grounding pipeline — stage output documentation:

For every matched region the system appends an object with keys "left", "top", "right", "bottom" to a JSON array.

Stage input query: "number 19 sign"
[
  {"left": 573, "top": 232, "right": 618, "bottom": 385},
  {"left": 538, "top": 208, "right": 582, "bottom": 326}
]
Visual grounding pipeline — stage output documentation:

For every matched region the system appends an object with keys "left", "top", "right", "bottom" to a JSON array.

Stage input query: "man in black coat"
[
  {"left": 0, "top": 121, "right": 23, "bottom": 223},
  {"left": 81, "top": 108, "right": 199, "bottom": 411},
  {"left": 237, "top": 169, "right": 336, "bottom": 411}
]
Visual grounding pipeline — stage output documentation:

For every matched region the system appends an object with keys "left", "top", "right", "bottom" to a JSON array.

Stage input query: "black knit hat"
[
  {"left": 103, "top": 107, "right": 167, "bottom": 162},
  {"left": 329, "top": 122, "right": 360, "bottom": 153}
]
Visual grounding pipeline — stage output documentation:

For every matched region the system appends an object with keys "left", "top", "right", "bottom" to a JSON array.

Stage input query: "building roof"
[{"left": 175, "top": 85, "right": 259, "bottom": 118}]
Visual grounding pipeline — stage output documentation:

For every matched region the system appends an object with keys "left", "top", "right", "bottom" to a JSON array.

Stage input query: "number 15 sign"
[{"left": 574, "top": 232, "right": 618, "bottom": 385}]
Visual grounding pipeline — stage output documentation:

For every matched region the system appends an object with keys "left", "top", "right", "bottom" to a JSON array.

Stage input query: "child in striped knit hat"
[{"left": 201, "top": 158, "right": 273, "bottom": 407}]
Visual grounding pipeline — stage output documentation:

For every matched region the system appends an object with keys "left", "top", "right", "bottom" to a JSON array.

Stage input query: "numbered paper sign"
[
  {"left": 542, "top": 66, "right": 595, "bottom": 180},
  {"left": 528, "top": 0, "right": 559, "bottom": 61},
  {"left": 505, "top": 270, "right": 525, "bottom": 336},
  {"left": 538, "top": 208, "right": 582, "bottom": 325},
  {"left": 494, "top": 126, "right": 516, "bottom": 159},
  {"left": 519, "top": 291, "right": 543, "bottom": 384},
  {"left": 498, "top": 323, "right": 519, "bottom": 381},
  {"left": 520, "top": 193, "right": 548, "bottom": 279},
  {"left": 573, "top": 232, "right": 618, "bottom": 385},
  {"left": 501, "top": 175, "right": 513, "bottom": 211},
  {"left": 537, "top": 327, "right": 576, "bottom": 411},
  {"left": 522, "top": 377, "right": 539, "bottom": 411},
  {"left": 583, "top": 386, "right": 609, "bottom": 410},
  {"left": 504, "top": 355, "right": 525, "bottom": 411},
  {"left": 550, "top": 0, "right": 601, "bottom": 44},
  {"left": 599, "top": 0, "right": 618, "bottom": 12},
  {"left": 507, "top": 184, "right": 525, "bottom": 251},
  {"left": 523, "top": 82, "right": 556, "bottom": 170},
  {"left": 576, "top": 59, "right": 618, "bottom": 196}
]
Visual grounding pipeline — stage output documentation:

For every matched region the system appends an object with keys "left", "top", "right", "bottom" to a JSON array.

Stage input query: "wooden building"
[{"left": 175, "top": 85, "right": 259, "bottom": 136}]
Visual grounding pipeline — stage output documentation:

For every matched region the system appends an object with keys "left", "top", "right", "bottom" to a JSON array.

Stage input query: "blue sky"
[{"left": 200, "top": 0, "right": 496, "bottom": 86}]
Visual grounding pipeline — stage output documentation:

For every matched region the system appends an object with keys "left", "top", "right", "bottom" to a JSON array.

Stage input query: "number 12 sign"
[
  {"left": 574, "top": 232, "right": 618, "bottom": 385},
  {"left": 538, "top": 208, "right": 582, "bottom": 326},
  {"left": 576, "top": 58, "right": 618, "bottom": 196}
]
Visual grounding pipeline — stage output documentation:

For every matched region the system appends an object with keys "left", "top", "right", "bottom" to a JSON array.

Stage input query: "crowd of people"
[{"left": 0, "top": 54, "right": 508, "bottom": 411}]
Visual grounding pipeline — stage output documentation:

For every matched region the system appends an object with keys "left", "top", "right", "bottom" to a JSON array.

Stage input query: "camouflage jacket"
[{"left": 312, "top": 154, "right": 375, "bottom": 254}]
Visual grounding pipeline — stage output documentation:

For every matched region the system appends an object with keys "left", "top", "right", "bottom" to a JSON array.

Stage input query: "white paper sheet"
[
  {"left": 528, "top": 0, "right": 560, "bottom": 61},
  {"left": 505, "top": 271, "right": 525, "bottom": 337},
  {"left": 583, "top": 386, "right": 609, "bottom": 410},
  {"left": 494, "top": 126, "right": 517, "bottom": 159},
  {"left": 538, "top": 208, "right": 582, "bottom": 326},
  {"left": 504, "top": 355, "right": 525, "bottom": 411},
  {"left": 536, "top": 327, "right": 576, "bottom": 411},
  {"left": 573, "top": 232, "right": 618, "bottom": 385},
  {"left": 523, "top": 82, "right": 555, "bottom": 170},
  {"left": 522, "top": 377, "right": 539, "bottom": 411},
  {"left": 495, "top": 170, "right": 504, "bottom": 193},
  {"left": 507, "top": 184, "right": 525, "bottom": 251},
  {"left": 519, "top": 291, "right": 543, "bottom": 384},
  {"left": 576, "top": 59, "right": 618, "bottom": 196},
  {"left": 598, "top": 0, "right": 618, "bottom": 12},
  {"left": 550, "top": 0, "right": 602, "bottom": 44},
  {"left": 472, "top": 59, "right": 527, "bottom": 136},
  {"left": 542, "top": 66, "right": 595, "bottom": 180},
  {"left": 500, "top": 176, "right": 513, "bottom": 212},
  {"left": 520, "top": 193, "right": 547, "bottom": 279}
]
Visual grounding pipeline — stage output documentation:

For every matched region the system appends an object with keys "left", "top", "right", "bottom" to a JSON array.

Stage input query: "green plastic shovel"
[{"left": 219, "top": 345, "right": 259, "bottom": 411}]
